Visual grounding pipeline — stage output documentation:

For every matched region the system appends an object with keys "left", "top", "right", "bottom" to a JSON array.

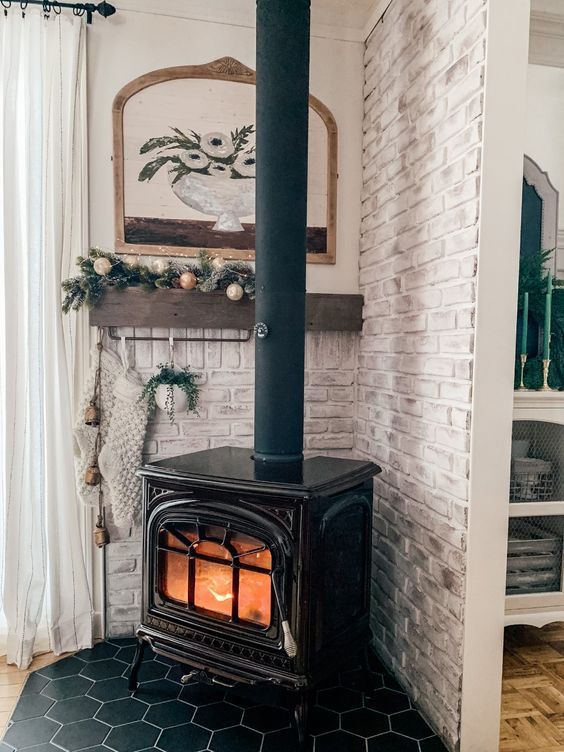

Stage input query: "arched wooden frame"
[
  {"left": 524, "top": 154, "right": 559, "bottom": 253},
  {"left": 113, "top": 56, "right": 338, "bottom": 265}
]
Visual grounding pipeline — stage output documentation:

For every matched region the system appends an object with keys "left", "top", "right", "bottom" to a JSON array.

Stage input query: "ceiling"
[{"left": 114, "top": 0, "right": 386, "bottom": 41}]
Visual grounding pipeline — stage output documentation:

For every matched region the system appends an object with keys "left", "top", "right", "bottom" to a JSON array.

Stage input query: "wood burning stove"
[{"left": 128, "top": 447, "right": 379, "bottom": 746}]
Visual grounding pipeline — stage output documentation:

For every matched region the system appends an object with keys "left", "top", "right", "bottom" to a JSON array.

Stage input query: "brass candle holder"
[
  {"left": 518, "top": 354, "right": 528, "bottom": 390},
  {"left": 540, "top": 358, "right": 552, "bottom": 391}
]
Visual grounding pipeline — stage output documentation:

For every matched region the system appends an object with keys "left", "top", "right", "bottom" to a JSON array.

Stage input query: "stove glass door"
[{"left": 157, "top": 522, "right": 272, "bottom": 629}]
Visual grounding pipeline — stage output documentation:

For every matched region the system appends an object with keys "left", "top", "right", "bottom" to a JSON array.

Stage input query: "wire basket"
[
  {"left": 506, "top": 518, "right": 563, "bottom": 595},
  {"left": 509, "top": 471, "right": 554, "bottom": 502}
]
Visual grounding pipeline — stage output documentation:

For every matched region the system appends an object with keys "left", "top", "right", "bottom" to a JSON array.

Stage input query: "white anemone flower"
[
  {"left": 183, "top": 149, "right": 209, "bottom": 170},
  {"left": 234, "top": 151, "right": 256, "bottom": 178},
  {"left": 208, "top": 162, "right": 232, "bottom": 177},
  {"left": 201, "top": 132, "right": 235, "bottom": 159}
]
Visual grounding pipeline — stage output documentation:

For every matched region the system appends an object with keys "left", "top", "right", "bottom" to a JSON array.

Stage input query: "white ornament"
[
  {"left": 155, "top": 384, "right": 188, "bottom": 415},
  {"left": 226, "top": 282, "right": 244, "bottom": 301},
  {"left": 123, "top": 254, "right": 140, "bottom": 268},
  {"left": 152, "top": 258, "right": 168, "bottom": 275},
  {"left": 212, "top": 256, "right": 225, "bottom": 271},
  {"left": 93, "top": 257, "right": 112, "bottom": 276}
]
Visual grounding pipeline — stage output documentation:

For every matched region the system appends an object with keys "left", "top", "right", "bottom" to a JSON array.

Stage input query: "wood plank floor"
[
  {"left": 0, "top": 653, "right": 63, "bottom": 739},
  {"left": 502, "top": 623, "right": 564, "bottom": 751}
]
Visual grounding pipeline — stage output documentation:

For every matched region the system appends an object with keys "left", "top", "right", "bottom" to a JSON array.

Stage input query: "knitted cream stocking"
[
  {"left": 73, "top": 346, "right": 122, "bottom": 507},
  {"left": 98, "top": 365, "right": 148, "bottom": 526}
]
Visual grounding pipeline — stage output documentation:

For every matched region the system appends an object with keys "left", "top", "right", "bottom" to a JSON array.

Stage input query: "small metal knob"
[{"left": 254, "top": 322, "right": 269, "bottom": 339}]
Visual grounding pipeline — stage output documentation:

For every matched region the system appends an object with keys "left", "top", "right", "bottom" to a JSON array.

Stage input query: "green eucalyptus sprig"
[{"left": 140, "top": 363, "right": 200, "bottom": 424}]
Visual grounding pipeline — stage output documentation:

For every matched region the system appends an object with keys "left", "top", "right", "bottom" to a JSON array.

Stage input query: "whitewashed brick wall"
[
  {"left": 356, "top": 1, "right": 486, "bottom": 749},
  {"left": 104, "top": 329, "right": 357, "bottom": 637}
]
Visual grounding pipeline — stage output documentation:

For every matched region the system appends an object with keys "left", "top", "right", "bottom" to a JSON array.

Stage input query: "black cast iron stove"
[
  {"left": 127, "top": 0, "right": 380, "bottom": 745},
  {"left": 128, "top": 448, "right": 378, "bottom": 746}
]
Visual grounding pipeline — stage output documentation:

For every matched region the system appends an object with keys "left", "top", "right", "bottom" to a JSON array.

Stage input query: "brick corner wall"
[
  {"left": 104, "top": 330, "right": 358, "bottom": 637},
  {"left": 356, "top": 1, "right": 487, "bottom": 748}
]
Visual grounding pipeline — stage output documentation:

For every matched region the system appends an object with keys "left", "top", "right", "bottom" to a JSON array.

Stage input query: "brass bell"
[
  {"left": 85, "top": 463, "right": 101, "bottom": 486},
  {"left": 94, "top": 524, "right": 110, "bottom": 548},
  {"left": 84, "top": 401, "right": 100, "bottom": 426}
]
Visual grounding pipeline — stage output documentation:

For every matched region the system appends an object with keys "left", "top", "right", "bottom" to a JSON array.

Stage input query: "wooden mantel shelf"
[{"left": 89, "top": 288, "right": 364, "bottom": 332}]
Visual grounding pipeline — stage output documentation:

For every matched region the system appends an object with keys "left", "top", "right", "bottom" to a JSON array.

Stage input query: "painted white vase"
[
  {"left": 170, "top": 172, "right": 255, "bottom": 232},
  {"left": 155, "top": 384, "right": 188, "bottom": 415}
]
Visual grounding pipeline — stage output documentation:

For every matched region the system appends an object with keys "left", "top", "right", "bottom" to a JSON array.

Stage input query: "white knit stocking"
[{"left": 98, "top": 366, "right": 148, "bottom": 526}]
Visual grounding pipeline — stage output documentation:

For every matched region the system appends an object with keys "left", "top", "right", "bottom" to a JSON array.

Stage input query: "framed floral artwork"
[{"left": 112, "top": 57, "right": 337, "bottom": 264}]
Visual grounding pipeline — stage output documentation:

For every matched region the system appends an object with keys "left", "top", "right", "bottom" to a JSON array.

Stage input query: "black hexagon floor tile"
[
  {"left": 3, "top": 643, "right": 448, "bottom": 752},
  {"left": 143, "top": 700, "right": 193, "bottom": 728},
  {"left": 243, "top": 705, "right": 290, "bottom": 733},
  {"left": 10, "top": 694, "right": 54, "bottom": 722},
  {"left": 87, "top": 678, "right": 131, "bottom": 703},
  {"left": 192, "top": 701, "right": 242, "bottom": 731},
  {"left": 157, "top": 723, "right": 210, "bottom": 752},
  {"left": 367, "top": 731, "right": 420, "bottom": 751},
  {"left": 95, "top": 698, "right": 146, "bottom": 726},
  {"left": 76, "top": 643, "right": 119, "bottom": 662},
  {"left": 42, "top": 676, "right": 93, "bottom": 701},
  {"left": 208, "top": 725, "right": 262, "bottom": 752},
  {"left": 37, "top": 658, "right": 84, "bottom": 680},
  {"left": 52, "top": 718, "right": 110, "bottom": 751},
  {"left": 390, "top": 709, "right": 435, "bottom": 740},
  {"left": 104, "top": 722, "right": 159, "bottom": 752},
  {"left": 4, "top": 718, "right": 60, "bottom": 749},
  {"left": 46, "top": 697, "right": 101, "bottom": 724},
  {"left": 341, "top": 707, "right": 389, "bottom": 737},
  {"left": 80, "top": 660, "right": 126, "bottom": 683},
  {"left": 315, "top": 730, "right": 366, "bottom": 752},
  {"left": 365, "top": 688, "right": 411, "bottom": 715}
]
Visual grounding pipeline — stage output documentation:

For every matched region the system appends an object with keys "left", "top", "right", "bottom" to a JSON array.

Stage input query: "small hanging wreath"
[{"left": 140, "top": 363, "right": 200, "bottom": 423}]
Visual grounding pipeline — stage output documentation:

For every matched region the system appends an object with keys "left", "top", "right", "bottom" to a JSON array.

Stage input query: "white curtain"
[{"left": 0, "top": 10, "right": 92, "bottom": 668}]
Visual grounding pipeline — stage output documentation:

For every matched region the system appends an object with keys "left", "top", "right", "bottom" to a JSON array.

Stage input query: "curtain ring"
[
  {"left": 20, "top": 0, "right": 27, "bottom": 17},
  {"left": 1, "top": 1, "right": 12, "bottom": 8},
  {"left": 51, "top": 0, "right": 61, "bottom": 13}
]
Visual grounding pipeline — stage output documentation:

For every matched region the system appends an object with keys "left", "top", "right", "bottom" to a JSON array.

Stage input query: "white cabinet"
[{"left": 505, "top": 391, "right": 564, "bottom": 626}]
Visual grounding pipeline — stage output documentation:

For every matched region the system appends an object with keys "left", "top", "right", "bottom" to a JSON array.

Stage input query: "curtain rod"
[{"left": 1, "top": 1, "right": 116, "bottom": 24}]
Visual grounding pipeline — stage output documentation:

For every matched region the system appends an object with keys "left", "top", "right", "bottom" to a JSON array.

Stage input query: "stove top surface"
[{"left": 140, "top": 446, "right": 379, "bottom": 495}]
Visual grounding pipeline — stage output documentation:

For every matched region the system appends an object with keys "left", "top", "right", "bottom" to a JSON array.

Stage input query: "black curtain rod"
[{"left": 1, "top": 0, "right": 116, "bottom": 24}]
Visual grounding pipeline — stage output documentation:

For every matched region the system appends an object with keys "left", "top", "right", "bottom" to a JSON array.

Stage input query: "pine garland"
[
  {"left": 62, "top": 249, "right": 255, "bottom": 313},
  {"left": 516, "top": 249, "right": 564, "bottom": 389}
]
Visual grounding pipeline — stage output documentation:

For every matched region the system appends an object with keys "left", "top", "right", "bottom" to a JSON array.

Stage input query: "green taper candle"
[
  {"left": 543, "top": 271, "right": 553, "bottom": 360},
  {"left": 521, "top": 292, "right": 529, "bottom": 356}
]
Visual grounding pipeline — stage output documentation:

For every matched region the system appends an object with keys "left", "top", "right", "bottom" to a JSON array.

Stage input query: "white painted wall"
[
  {"left": 86, "top": 8, "right": 364, "bottom": 293},
  {"left": 525, "top": 64, "right": 564, "bottom": 227}
]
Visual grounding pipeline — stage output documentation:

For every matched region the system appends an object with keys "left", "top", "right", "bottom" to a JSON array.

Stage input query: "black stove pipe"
[{"left": 254, "top": 0, "right": 311, "bottom": 464}]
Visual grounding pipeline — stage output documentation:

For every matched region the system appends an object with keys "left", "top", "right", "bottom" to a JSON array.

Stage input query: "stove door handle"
[{"left": 211, "top": 675, "right": 237, "bottom": 688}]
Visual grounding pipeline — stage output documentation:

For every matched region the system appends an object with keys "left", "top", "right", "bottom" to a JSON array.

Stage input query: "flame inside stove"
[{"left": 158, "top": 526, "right": 272, "bottom": 629}]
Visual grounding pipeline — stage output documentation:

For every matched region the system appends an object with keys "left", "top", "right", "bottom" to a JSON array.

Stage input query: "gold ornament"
[
  {"left": 226, "top": 283, "right": 244, "bottom": 301},
  {"left": 85, "top": 463, "right": 101, "bottom": 486},
  {"left": 123, "top": 254, "right": 140, "bottom": 268},
  {"left": 212, "top": 256, "right": 225, "bottom": 271},
  {"left": 93, "top": 257, "right": 112, "bottom": 276},
  {"left": 152, "top": 258, "right": 168, "bottom": 275},
  {"left": 179, "top": 271, "right": 197, "bottom": 290},
  {"left": 84, "top": 401, "right": 100, "bottom": 427}
]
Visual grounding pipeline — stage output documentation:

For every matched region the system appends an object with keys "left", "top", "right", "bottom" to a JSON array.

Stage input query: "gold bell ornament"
[
  {"left": 94, "top": 519, "right": 110, "bottom": 548},
  {"left": 84, "top": 400, "right": 101, "bottom": 426},
  {"left": 85, "top": 463, "right": 102, "bottom": 486}
]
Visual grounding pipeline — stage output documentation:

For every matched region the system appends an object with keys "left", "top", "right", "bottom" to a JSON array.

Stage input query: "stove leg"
[
  {"left": 128, "top": 638, "right": 146, "bottom": 692},
  {"left": 292, "top": 690, "right": 312, "bottom": 750}
]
